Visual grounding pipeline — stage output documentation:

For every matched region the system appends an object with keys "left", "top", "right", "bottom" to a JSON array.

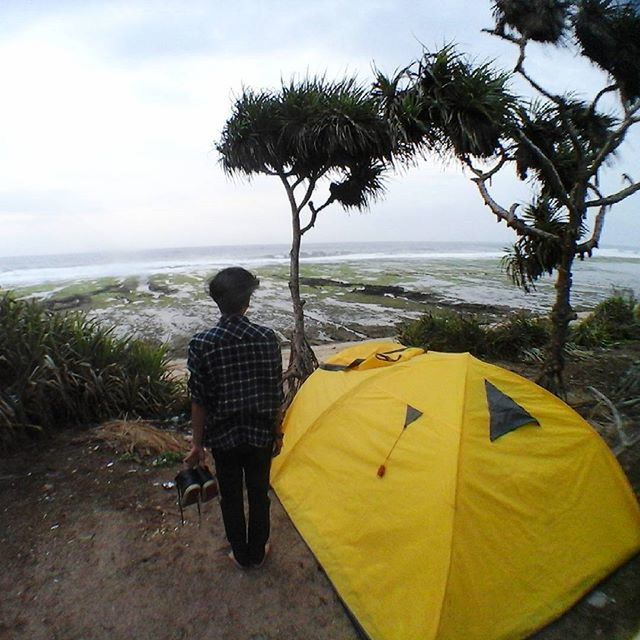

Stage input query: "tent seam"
[
  {"left": 274, "top": 358, "right": 421, "bottom": 478},
  {"left": 433, "top": 352, "right": 471, "bottom": 638}
]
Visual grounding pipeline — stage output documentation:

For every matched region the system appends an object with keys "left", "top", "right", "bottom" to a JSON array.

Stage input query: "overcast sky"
[{"left": 0, "top": 0, "right": 638, "bottom": 257}]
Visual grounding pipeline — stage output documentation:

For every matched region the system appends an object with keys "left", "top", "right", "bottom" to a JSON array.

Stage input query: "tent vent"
[
  {"left": 485, "top": 380, "right": 540, "bottom": 441},
  {"left": 404, "top": 405, "right": 423, "bottom": 429}
]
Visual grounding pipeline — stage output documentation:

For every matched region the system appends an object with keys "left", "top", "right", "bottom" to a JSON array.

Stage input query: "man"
[{"left": 184, "top": 267, "right": 283, "bottom": 568}]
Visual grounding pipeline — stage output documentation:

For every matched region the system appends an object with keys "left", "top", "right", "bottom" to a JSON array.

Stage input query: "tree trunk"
[
  {"left": 283, "top": 208, "right": 317, "bottom": 408},
  {"left": 538, "top": 239, "right": 577, "bottom": 397}
]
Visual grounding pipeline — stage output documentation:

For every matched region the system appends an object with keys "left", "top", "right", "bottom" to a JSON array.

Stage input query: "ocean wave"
[{"left": 1, "top": 241, "right": 637, "bottom": 288}]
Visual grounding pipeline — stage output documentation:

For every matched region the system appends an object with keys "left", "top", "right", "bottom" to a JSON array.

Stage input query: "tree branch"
[
  {"left": 470, "top": 174, "right": 559, "bottom": 241},
  {"left": 299, "top": 198, "right": 328, "bottom": 236},
  {"left": 576, "top": 205, "right": 608, "bottom": 257},
  {"left": 515, "top": 130, "right": 577, "bottom": 215},
  {"left": 278, "top": 172, "right": 299, "bottom": 216},
  {"left": 464, "top": 153, "right": 507, "bottom": 180},
  {"left": 586, "top": 181, "right": 640, "bottom": 207},
  {"left": 588, "top": 104, "right": 640, "bottom": 178},
  {"left": 507, "top": 36, "right": 586, "bottom": 165},
  {"left": 296, "top": 176, "right": 317, "bottom": 214},
  {"left": 296, "top": 168, "right": 330, "bottom": 213},
  {"left": 588, "top": 84, "right": 618, "bottom": 118}
]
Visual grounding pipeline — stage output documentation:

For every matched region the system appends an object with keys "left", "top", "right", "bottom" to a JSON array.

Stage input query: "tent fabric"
[{"left": 271, "top": 342, "right": 640, "bottom": 640}]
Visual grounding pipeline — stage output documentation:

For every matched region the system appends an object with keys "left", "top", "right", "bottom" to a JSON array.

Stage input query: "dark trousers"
[{"left": 212, "top": 443, "right": 272, "bottom": 567}]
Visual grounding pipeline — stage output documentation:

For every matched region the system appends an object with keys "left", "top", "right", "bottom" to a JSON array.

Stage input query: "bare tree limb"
[
  {"left": 624, "top": 100, "right": 640, "bottom": 120},
  {"left": 588, "top": 104, "right": 640, "bottom": 178},
  {"left": 586, "top": 181, "right": 640, "bottom": 207},
  {"left": 588, "top": 84, "right": 618, "bottom": 118},
  {"left": 470, "top": 175, "right": 559, "bottom": 241},
  {"left": 278, "top": 172, "right": 299, "bottom": 219},
  {"left": 515, "top": 130, "right": 577, "bottom": 215},
  {"left": 291, "top": 176, "right": 305, "bottom": 189},
  {"left": 586, "top": 182, "right": 603, "bottom": 199},
  {"left": 464, "top": 153, "right": 506, "bottom": 180},
  {"left": 516, "top": 60, "right": 563, "bottom": 105},
  {"left": 576, "top": 205, "right": 608, "bottom": 256},
  {"left": 296, "top": 176, "right": 318, "bottom": 214},
  {"left": 300, "top": 197, "right": 334, "bottom": 235}
]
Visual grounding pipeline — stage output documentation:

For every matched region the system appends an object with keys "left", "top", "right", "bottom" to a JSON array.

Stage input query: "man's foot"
[
  {"left": 228, "top": 550, "right": 249, "bottom": 569},
  {"left": 252, "top": 542, "right": 271, "bottom": 569}
]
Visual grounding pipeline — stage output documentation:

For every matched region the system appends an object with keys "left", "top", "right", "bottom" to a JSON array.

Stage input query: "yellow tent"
[{"left": 271, "top": 342, "right": 640, "bottom": 640}]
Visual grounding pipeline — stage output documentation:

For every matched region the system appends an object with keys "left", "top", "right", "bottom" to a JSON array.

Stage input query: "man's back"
[{"left": 187, "top": 314, "right": 282, "bottom": 449}]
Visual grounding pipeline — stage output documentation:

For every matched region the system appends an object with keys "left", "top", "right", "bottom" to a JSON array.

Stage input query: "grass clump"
[
  {"left": 398, "top": 310, "right": 487, "bottom": 354},
  {"left": 0, "top": 294, "right": 185, "bottom": 451},
  {"left": 571, "top": 292, "right": 640, "bottom": 347},
  {"left": 484, "top": 312, "right": 551, "bottom": 360},
  {"left": 398, "top": 309, "right": 550, "bottom": 359}
]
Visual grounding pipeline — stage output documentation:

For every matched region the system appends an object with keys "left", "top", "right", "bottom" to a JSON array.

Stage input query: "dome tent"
[{"left": 271, "top": 342, "right": 640, "bottom": 640}]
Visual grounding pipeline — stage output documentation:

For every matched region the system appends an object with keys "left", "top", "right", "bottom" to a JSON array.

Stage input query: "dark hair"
[{"left": 208, "top": 267, "right": 260, "bottom": 314}]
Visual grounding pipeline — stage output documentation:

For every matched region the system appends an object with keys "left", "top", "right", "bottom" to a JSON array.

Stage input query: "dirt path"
[
  {"left": 2, "top": 341, "right": 640, "bottom": 640},
  {"left": 0, "top": 431, "right": 357, "bottom": 640}
]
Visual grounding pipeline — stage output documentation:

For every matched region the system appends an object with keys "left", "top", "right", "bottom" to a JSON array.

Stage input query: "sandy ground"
[
  {"left": 1, "top": 340, "right": 639, "bottom": 640},
  {"left": 0, "top": 433, "right": 357, "bottom": 640}
]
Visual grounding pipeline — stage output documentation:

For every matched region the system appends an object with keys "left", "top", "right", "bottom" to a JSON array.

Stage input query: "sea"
[
  {"left": 1, "top": 240, "right": 638, "bottom": 298},
  {"left": 1, "top": 241, "right": 638, "bottom": 347}
]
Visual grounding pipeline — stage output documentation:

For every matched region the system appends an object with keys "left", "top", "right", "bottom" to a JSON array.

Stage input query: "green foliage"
[
  {"left": 0, "top": 294, "right": 185, "bottom": 451},
  {"left": 397, "top": 309, "right": 550, "bottom": 360},
  {"left": 501, "top": 199, "right": 566, "bottom": 291},
  {"left": 374, "top": 45, "right": 514, "bottom": 160},
  {"left": 399, "top": 295, "right": 639, "bottom": 360},
  {"left": 514, "top": 99, "right": 616, "bottom": 200},
  {"left": 574, "top": 0, "right": 640, "bottom": 102},
  {"left": 397, "top": 310, "right": 487, "bottom": 355},
  {"left": 484, "top": 311, "right": 552, "bottom": 358},
  {"left": 493, "top": 0, "right": 571, "bottom": 42},
  {"left": 571, "top": 292, "right": 640, "bottom": 346},
  {"left": 216, "top": 77, "right": 393, "bottom": 210}
]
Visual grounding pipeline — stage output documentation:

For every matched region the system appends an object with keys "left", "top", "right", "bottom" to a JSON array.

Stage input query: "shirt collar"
[{"left": 218, "top": 314, "right": 249, "bottom": 326}]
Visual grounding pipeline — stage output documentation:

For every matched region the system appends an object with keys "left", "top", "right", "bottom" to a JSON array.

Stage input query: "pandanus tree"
[
  {"left": 216, "top": 78, "right": 394, "bottom": 403},
  {"left": 376, "top": 0, "right": 640, "bottom": 395}
]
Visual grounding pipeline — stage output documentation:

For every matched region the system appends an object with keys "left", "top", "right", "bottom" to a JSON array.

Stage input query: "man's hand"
[{"left": 184, "top": 445, "right": 205, "bottom": 467}]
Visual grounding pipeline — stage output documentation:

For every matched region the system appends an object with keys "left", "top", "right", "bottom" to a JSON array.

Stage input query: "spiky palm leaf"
[
  {"left": 514, "top": 97, "right": 616, "bottom": 200},
  {"left": 373, "top": 46, "right": 514, "bottom": 161},
  {"left": 411, "top": 46, "right": 515, "bottom": 159},
  {"left": 0, "top": 294, "right": 183, "bottom": 449},
  {"left": 501, "top": 198, "right": 566, "bottom": 291},
  {"left": 574, "top": 0, "right": 640, "bottom": 101},
  {"left": 493, "top": 0, "right": 571, "bottom": 42},
  {"left": 329, "top": 161, "right": 387, "bottom": 209},
  {"left": 217, "top": 76, "right": 394, "bottom": 202}
]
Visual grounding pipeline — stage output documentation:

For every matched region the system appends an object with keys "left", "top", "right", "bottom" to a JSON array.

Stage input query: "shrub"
[
  {"left": 398, "top": 309, "right": 549, "bottom": 360},
  {"left": 485, "top": 311, "right": 550, "bottom": 359},
  {"left": 398, "top": 310, "right": 487, "bottom": 355},
  {"left": 571, "top": 292, "right": 640, "bottom": 347},
  {"left": 0, "top": 294, "right": 185, "bottom": 451}
]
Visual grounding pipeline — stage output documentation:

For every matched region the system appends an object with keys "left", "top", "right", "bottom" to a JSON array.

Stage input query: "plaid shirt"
[{"left": 187, "top": 314, "right": 283, "bottom": 451}]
